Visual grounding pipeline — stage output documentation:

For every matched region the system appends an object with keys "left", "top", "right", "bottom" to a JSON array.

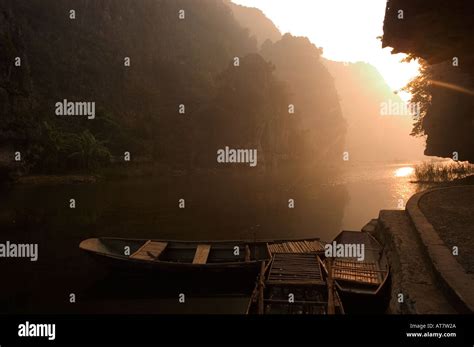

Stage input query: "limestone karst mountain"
[
  {"left": 0, "top": 0, "right": 348, "bottom": 180},
  {"left": 230, "top": 1, "right": 425, "bottom": 163}
]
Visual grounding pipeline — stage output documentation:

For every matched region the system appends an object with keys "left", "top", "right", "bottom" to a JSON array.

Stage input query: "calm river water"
[{"left": 0, "top": 162, "right": 425, "bottom": 313}]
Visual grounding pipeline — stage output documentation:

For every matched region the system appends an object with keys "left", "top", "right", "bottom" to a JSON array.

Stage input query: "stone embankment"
[{"left": 364, "top": 185, "right": 474, "bottom": 313}]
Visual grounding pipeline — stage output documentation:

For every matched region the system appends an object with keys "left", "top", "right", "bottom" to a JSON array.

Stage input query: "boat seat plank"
[
  {"left": 268, "top": 240, "right": 324, "bottom": 254},
  {"left": 130, "top": 241, "right": 168, "bottom": 260},
  {"left": 193, "top": 244, "right": 211, "bottom": 264}
]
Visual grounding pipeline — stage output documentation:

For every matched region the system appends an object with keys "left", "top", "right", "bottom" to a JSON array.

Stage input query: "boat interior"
[
  {"left": 98, "top": 238, "right": 271, "bottom": 264},
  {"left": 328, "top": 231, "right": 389, "bottom": 294}
]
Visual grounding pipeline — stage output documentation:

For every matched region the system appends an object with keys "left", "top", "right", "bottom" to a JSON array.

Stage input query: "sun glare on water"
[{"left": 394, "top": 167, "right": 415, "bottom": 178}]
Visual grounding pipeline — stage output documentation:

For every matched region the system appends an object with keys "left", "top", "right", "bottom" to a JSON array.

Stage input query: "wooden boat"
[
  {"left": 322, "top": 230, "right": 390, "bottom": 312},
  {"left": 80, "top": 237, "right": 324, "bottom": 269},
  {"left": 79, "top": 237, "right": 271, "bottom": 273},
  {"left": 247, "top": 252, "right": 344, "bottom": 314}
]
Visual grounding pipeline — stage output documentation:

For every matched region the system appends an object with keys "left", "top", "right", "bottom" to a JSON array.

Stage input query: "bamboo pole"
[
  {"left": 245, "top": 245, "right": 251, "bottom": 262},
  {"left": 327, "top": 257, "right": 335, "bottom": 314},
  {"left": 258, "top": 261, "right": 265, "bottom": 314}
]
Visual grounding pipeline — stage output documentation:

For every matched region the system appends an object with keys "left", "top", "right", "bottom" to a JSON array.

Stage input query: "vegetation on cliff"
[
  {"left": 0, "top": 0, "right": 347, "bottom": 180},
  {"left": 383, "top": 0, "right": 474, "bottom": 163}
]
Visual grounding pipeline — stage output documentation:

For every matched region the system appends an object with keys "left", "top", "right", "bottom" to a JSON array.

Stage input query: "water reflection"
[
  {"left": 337, "top": 162, "right": 428, "bottom": 231},
  {"left": 394, "top": 166, "right": 415, "bottom": 177},
  {"left": 0, "top": 163, "right": 434, "bottom": 313},
  {"left": 0, "top": 168, "right": 349, "bottom": 313}
]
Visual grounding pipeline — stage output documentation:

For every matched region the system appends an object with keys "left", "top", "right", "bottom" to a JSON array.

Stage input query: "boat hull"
[
  {"left": 335, "top": 278, "right": 391, "bottom": 313},
  {"left": 323, "top": 230, "right": 391, "bottom": 313},
  {"left": 80, "top": 237, "right": 270, "bottom": 275},
  {"left": 84, "top": 250, "right": 264, "bottom": 274}
]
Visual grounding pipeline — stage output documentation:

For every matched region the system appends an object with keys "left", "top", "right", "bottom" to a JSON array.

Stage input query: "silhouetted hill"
[
  {"left": 0, "top": 0, "right": 260, "bottom": 175},
  {"left": 260, "top": 34, "right": 346, "bottom": 164},
  {"left": 229, "top": 2, "right": 423, "bottom": 162},
  {"left": 228, "top": 3, "right": 346, "bottom": 164},
  {"left": 0, "top": 0, "right": 348, "bottom": 180},
  {"left": 227, "top": 1, "right": 281, "bottom": 48}
]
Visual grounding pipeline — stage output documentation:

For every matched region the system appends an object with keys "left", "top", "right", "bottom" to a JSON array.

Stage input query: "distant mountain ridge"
[
  {"left": 230, "top": 1, "right": 425, "bottom": 162},
  {"left": 324, "top": 60, "right": 425, "bottom": 162},
  {"left": 227, "top": 1, "right": 282, "bottom": 47}
]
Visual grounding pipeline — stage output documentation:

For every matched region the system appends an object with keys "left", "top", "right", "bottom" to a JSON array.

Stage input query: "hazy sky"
[{"left": 232, "top": 0, "right": 419, "bottom": 99}]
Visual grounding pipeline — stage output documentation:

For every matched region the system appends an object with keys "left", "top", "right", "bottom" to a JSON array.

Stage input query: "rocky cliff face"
[
  {"left": 228, "top": 2, "right": 347, "bottom": 165},
  {"left": 0, "top": 0, "right": 257, "bottom": 176},
  {"left": 0, "top": 0, "right": 348, "bottom": 179},
  {"left": 382, "top": 0, "right": 474, "bottom": 162},
  {"left": 260, "top": 35, "right": 346, "bottom": 164},
  {"left": 229, "top": 2, "right": 426, "bottom": 163}
]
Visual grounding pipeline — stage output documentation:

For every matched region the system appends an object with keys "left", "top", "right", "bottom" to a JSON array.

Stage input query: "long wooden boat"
[
  {"left": 322, "top": 230, "right": 390, "bottom": 312},
  {"left": 80, "top": 237, "right": 325, "bottom": 269},
  {"left": 79, "top": 237, "right": 272, "bottom": 273}
]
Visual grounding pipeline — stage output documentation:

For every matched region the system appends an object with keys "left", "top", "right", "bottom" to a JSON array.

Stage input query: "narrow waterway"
[{"left": 0, "top": 161, "right": 427, "bottom": 313}]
